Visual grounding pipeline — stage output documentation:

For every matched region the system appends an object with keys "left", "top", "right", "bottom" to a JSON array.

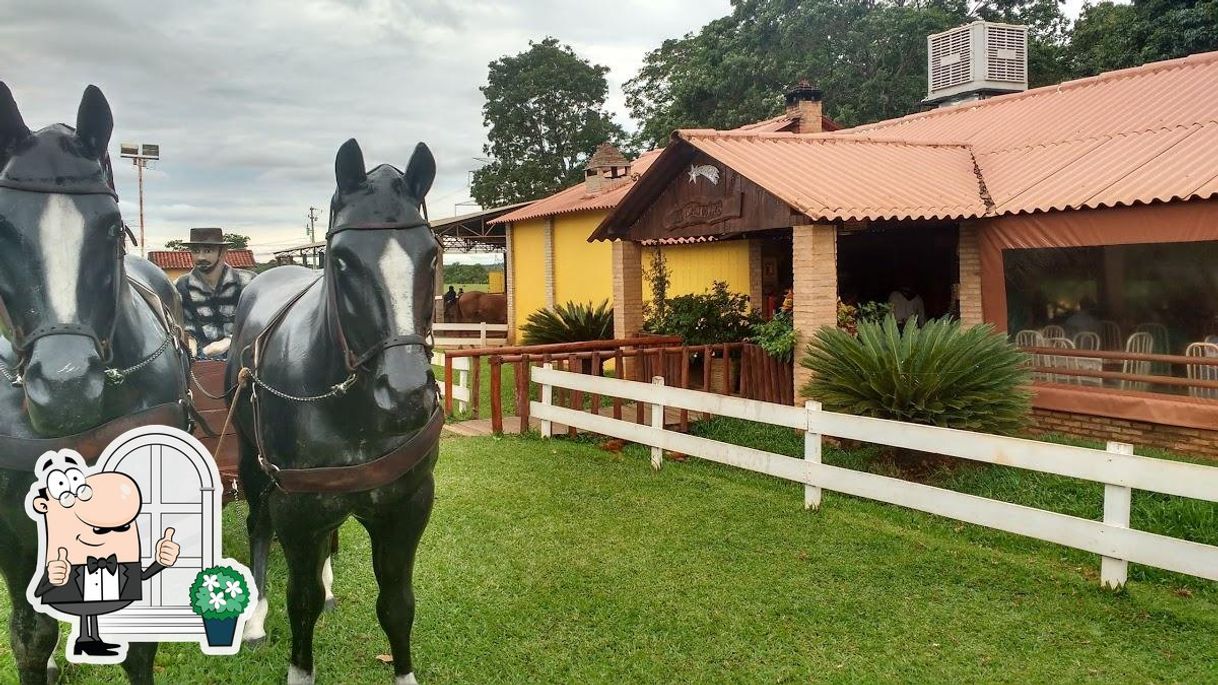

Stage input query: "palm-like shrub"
[
  {"left": 801, "top": 315, "right": 1031, "bottom": 434},
  {"left": 521, "top": 300, "right": 614, "bottom": 345}
]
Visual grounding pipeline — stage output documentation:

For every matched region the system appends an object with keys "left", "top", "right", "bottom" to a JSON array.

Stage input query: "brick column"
[
  {"left": 957, "top": 222, "right": 983, "bottom": 327},
  {"left": 748, "top": 239, "right": 764, "bottom": 313},
  {"left": 613, "top": 239, "right": 645, "bottom": 380},
  {"left": 543, "top": 217, "right": 556, "bottom": 309},
  {"left": 792, "top": 224, "right": 838, "bottom": 402},
  {"left": 613, "top": 240, "right": 644, "bottom": 338}
]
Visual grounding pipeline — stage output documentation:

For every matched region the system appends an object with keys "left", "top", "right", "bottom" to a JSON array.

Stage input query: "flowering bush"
[{"left": 189, "top": 565, "right": 252, "bottom": 620}]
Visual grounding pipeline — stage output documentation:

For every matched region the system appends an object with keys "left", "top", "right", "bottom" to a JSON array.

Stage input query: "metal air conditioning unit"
[{"left": 925, "top": 21, "right": 1028, "bottom": 106}]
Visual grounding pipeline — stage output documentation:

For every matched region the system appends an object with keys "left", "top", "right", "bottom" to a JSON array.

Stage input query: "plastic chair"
[
  {"left": 1121, "top": 332, "right": 1155, "bottom": 391},
  {"left": 1045, "top": 337, "right": 1076, "bottom": 384},
  {"left": 1014, "top": 330, "right": 1045, "bottom": 348},
  {"left": 1073, "top": 331, "right": 1101, "bottom": 350},
  {"left": 1185, "top": 342, "right": 1218, "bottom": 400},
  {"left": 1041, "top": 324, "right": 1066, "bottom": 340},
  {"left": 1100, "top": 321, "right": 1121, "bottom": 351}
]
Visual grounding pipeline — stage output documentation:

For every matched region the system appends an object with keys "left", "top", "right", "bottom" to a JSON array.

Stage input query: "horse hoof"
[
  {"left": 323, "top": 597, "right": 337, "bottom": 612},
  {"left": 243, "top": 635, "right": 267, "bottom": 648},
  {"left": 47, "top": 663, "right": 59, "bottom": 685}
]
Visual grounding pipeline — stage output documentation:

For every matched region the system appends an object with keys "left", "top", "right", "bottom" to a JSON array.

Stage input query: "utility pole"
[
  {"left": 307, "top": 206, "right": 321, "bottom": 242},
  {"left": 119, "top": 143, "right": 160, "bottom": 257}
]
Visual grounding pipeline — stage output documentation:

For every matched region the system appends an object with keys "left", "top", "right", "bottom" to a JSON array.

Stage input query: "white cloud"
[{"left": 2, "top": 0, "right": 1091, "bottom": 259}]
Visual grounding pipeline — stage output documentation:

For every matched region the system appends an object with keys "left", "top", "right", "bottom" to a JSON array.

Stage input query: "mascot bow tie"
[{"left": 86, "top": 554, "right": 119, "bottom": 574}]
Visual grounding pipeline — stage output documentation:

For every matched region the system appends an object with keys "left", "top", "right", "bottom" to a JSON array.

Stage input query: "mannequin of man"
[{"left": 173, "top": 227, "right": 256, "bottom": 358}]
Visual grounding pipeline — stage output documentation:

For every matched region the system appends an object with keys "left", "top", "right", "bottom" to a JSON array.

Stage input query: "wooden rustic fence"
[
  {"left": 440, "top": 338, "right": 794, "bottom": 432},
  {"left": 530, "top": 365, "right": 1218, "bottom": 588}
]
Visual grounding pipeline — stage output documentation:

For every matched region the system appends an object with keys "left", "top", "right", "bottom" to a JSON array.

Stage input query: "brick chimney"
[
  {"left": 785, "top": 80, "right": 823, "bottom": 134},
  {"left": 585, "top": 143, "right": 631, "bottom": 194}
]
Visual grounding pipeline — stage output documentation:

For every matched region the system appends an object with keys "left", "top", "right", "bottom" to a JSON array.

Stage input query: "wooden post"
[
  {"left": 650, "top": 375, "right": 665, "bottom": 470},
  {"left": 479, "top": 320, "right": 488, "bottom": 347},
  {"left": 613, "top": 348, "right": 624, "bottom": 420},
  {"left": 517, "top": 356, "right": 530, "bottom": 435},
  {"left": 591, "top": 351, "right": 602, "bottom": 416},
  {"left": 679, "top": 347, "right": 690, "bottom": 432},
  {"left": 469, "top": 357, "right": 482, "bottom": 419},
  {"left": 804, "top": 400, "right": 823, "bottom": 510},
  {"left": 1102, "top": 440, "right": 1134, "bottom": 589},
  {"left": 539, "top": 362, "right": 553, "bottom": 438},
  {"left": 490, "top": 356, "right": 503, "bottom": 434},
  {"left": 443, "top": 354, "right": 454, "bottom": 416},
  {"left": 568, "top": 352, "right": 580, "bottom": 437},
  {"left": 635, "top": 350, "right": 646, "bottom": 425}
]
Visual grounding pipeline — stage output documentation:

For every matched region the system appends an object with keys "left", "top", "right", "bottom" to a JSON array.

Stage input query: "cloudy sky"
[{"left": 2, "top": 0, "right": 1090, "bottom": 263}]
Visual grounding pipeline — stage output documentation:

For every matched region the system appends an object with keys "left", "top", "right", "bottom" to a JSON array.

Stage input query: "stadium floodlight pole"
[{"left": 118, "top": 143, "right": 160, "bottom": 257}]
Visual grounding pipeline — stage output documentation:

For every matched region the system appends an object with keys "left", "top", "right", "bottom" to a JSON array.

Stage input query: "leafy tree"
[
  {"left": 445, "top": 262, "right": 489, "bottom": 285},
  {"left": 164, "top": 234, "right": 250, "bottom": 251},
  {"left": 1068, "top": 0, "right": 1218, "bottom": 77},
  {"left": 471, "top": 37, "right": 626, "bottom": 207},
  {"left": 624, "top": 0, "right": 973, "bottom": 149}
]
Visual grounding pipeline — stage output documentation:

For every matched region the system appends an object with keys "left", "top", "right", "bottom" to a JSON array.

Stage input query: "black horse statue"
[
  {"left": 228, "top": 138, "right": 442, "bottom": 685},
  {"left": 0, "top": 83, "right": 190, "bottom": 684}
]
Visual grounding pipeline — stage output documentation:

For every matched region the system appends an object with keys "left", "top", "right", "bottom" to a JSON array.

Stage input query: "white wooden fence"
[
  {"left": 530, "top": 365, "right": 1218, "bottom": 588},
  {"left": 431, "top": 352, "right": 471, "bottom": 412},
  {"left": 434, "top": 321, "right": 508, "bottom": 349}
]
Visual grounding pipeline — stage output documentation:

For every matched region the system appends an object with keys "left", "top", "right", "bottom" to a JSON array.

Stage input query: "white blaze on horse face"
[
  {"left": 377, "top": 239, "right": 415, "bottom": 333},
  {"left": 38, "top": 195, "right": 88, "bottom": 321}
]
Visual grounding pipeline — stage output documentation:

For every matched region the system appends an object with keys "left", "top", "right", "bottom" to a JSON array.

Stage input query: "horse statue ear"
[
  {"left": 75, "top": 85, "right": 113, "bottom": 160},
  {"left": 335, "top": 138, "right": 367, "bottom": 193},
  {"left": 0, "top": 81, "right": 30, "bottom": 154},
  {"left": 404, "top": 142, "right": 435, "bottom": 203}
]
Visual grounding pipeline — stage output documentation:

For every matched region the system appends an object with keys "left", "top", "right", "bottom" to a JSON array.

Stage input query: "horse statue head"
[
  {"left": 0, "top": 83, "right": 127, "bottom": 434},
  {"left": 326, "top": 138, "right": 439, "bottom": 419}
]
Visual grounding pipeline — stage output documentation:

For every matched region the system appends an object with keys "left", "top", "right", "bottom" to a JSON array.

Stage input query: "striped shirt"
[{"left": 175, "top": 264, "right": 255, "bottom": 354}]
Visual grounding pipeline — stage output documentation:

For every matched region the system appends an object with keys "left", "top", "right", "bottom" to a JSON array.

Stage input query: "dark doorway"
[{"left": 836, "top": 223, "right": 959, "bottom": 320}]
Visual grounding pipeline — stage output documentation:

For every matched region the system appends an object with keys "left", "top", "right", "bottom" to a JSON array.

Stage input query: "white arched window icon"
[{"left": 95, "top": 427, "right": 220, "bottom": 642}]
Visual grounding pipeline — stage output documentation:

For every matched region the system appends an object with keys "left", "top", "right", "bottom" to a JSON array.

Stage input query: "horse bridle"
[
  {"left": 324, "top": 220, "right": 436, "bottom": 372},
  {"left": 0, "top": 181, "right": 132, "bottom": 379}
]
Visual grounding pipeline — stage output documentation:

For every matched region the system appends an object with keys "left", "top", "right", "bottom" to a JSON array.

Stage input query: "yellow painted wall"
[
  {"left": 641, "top": 240, "right": 752, "bottom": 304},
  {"left": 553, "top": 212, "right": 613, "bottom": 307},
  {"left": 510, "top": 219, "right": 547, "bottom": 341}
]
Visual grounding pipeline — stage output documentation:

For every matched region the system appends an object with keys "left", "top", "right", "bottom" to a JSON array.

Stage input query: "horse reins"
[{"left": 217, "top": 219, "right": 443, "bottom": 494}]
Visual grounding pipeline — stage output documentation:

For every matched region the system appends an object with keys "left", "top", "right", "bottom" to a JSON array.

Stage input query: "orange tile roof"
[
  {"left": 492, "top": 150, "right": 662, "bottom": 224},
  {"left": 147, "top": 249, "right": 256, "bottom": 270},
  {"left": 838, "top": 50, "right": 1218, "bottom": 215},
  {"left": 594, "top": 50, "right": 1218, "bottom": 239},
  {"left": 678, "top": 130, "right": 988, "bottom": 222}
]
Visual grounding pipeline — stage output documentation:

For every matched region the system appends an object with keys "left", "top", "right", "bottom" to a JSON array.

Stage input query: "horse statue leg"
[
  {"left": 0, "top": 492, "right": 62, "bottom": 685},
  {"left": 119, "top": 644, "right": 159, "bottom": 685},
  {"left": 359, "top": 473, "right": 436, "bottom": 685},
  {"left": 238, "top": 434, "right": 273, "bottom": 647},
  {"left": 322, "top": 532, "right": 337, "bottom": 612}
]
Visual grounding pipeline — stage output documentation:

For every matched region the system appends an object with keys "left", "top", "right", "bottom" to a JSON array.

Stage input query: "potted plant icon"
[{"left": 189, "top": 564, "right": 252, "bottom": 647}]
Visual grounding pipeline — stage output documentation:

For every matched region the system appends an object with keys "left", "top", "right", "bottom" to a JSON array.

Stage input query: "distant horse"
[
  {"left": 228, "top": 139, "right": 442, "bottom": 685},
  {"left": 0, "top": 83, "right": 190, "bottom": 684},
  {"left": 447, "top": 291, "right": 506, "bottom": 324}
]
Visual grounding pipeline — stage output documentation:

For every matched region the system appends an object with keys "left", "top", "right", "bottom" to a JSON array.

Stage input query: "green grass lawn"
[
  {"left": 5, "top": 434, "right": 1215, "bottom": 683},
  {"left": 443, "top": 282, "right": 489, "bottom": 293}
]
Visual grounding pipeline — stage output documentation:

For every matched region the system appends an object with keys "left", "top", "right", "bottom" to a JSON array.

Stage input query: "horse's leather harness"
[
  {"left": 232, "top": 220, "right": 443, "bottom": 495},
  {"left": 0, "top": 402, "right": 186, "bottom": 471}
]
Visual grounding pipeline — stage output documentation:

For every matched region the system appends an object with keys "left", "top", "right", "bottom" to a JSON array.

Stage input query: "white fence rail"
[
  {"left": 433, "top": 322, "right": 508, "bottom": 349},
  {"left": 530, "top": 365, "right": 1218, "bottom": 588},
  {"left": 431, "top": 352, "right": 471, "bottom": 412}
]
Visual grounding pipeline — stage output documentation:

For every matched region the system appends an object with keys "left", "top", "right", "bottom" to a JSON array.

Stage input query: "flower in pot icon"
[{"left": 189, "top": 564, "right": 253, "bottom": 647}]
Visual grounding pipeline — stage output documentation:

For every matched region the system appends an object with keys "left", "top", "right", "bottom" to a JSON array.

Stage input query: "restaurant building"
[{"left": 593, "top": 50, "right": 1218, "bottom": 457}]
